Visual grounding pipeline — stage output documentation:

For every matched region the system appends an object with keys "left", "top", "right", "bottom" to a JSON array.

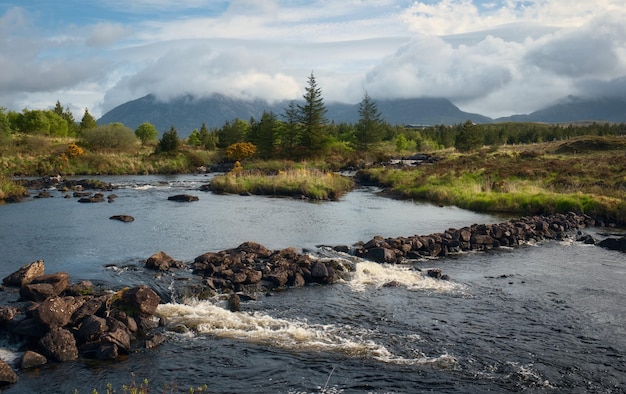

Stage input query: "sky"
[{"left": 1, "top": 0, "right": 625, "bottom": 119}]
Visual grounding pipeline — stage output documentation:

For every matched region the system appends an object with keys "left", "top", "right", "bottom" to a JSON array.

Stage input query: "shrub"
[{"left": 80, "top": 123, "right": 138, "bottom": 152}]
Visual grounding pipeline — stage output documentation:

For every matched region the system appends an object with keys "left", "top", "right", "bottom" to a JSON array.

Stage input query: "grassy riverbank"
[
  {"left": 210, "top": 167, "right": 354, "bottom": 200},
  {"left": 357, "top": 136, "right": 626, "bottom": 224}
]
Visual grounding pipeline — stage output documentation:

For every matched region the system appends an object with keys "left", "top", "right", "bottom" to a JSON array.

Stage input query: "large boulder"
[
  {"left": 34, "top": 296, "right": 84, "bottom": 329},
  {"left": 3, "top": 260, "right": 45, "bottom": 286},
  {"left": 145, "top": 251, "right": 183, "bottom": 271},
  {"left": 364, "top": 247, "right": 397, "bottom": 263},
  {"left": 38, "top": 327, "right": 79, "bottom": 362},
  {"left": 121, "top": 286, "right": 161, "bottom": 316},
  {"left": 76, "top": 315, "right": 108, "bottom": 344},
  {"left": 19, "top": 272, "right": 70, "bottom": 301}
]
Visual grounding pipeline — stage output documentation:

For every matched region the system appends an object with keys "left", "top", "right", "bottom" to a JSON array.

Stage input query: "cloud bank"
[{"left": 0, "top": 0, "right": 625, "bottom": 119}]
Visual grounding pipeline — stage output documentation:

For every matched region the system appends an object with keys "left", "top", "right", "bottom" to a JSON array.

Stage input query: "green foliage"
[
  {"left": 80, "top": 108, "right": 98, "bottom": 133},
  {"left": 248, "top": 111, "right": 278, "bottom": 159},
  {"left": 0, "top": 173, "right": 27, "bottom": 202},
  {"left": 156, "top": 126, "right": 181, "bottom": 153},
  {"left": 355, "top": 92, "right": 384, "bottom": 157},
  {"left": 199, "top": 123, "right": 218, "bottom": 150},
  {"left": 455, "top": 120, "right": 482, "bottom": 152},
  {"left": 18, "top": 109, "right": 50, "bottom": 134},
  {"left": 281, "top": 101, "right": 301, "bottom": 159},
  {"left": 45, "top": 110, "right": 69, "bottom": 137},
  {"left": 135, "top": 122, "right": 159, "bottom": 146},
  {"left": 217, "top": 118, "right": 248, "bottom": 149},
  {"left": 0, "top": 107, "right": 10, "bottom": 139},
  {"left": 297, "top": 72, "right": 328, "bottom": 157},
  {"left": 80, "top": 123, "right": 138, "bottom": 152}
]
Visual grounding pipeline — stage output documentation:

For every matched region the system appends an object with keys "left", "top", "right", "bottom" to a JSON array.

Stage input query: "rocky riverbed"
[{"left": 0, "top": 211, "right": 623, "bottom": 389}]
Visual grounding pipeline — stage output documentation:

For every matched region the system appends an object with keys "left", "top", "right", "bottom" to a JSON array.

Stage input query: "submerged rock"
[
  {"left": 110, "top": 214, "right": 134, "bottom": 222},
  {"left": 167, "top": 194, "right": 199, "bottom": 202}
]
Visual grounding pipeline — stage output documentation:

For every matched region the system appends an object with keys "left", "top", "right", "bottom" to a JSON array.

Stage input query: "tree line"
[{"left": 2, "top": 72, "right": 626, "bottom": 160}]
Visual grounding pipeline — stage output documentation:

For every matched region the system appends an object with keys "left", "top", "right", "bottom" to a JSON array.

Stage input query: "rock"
[
  {"left": 19, "top": 283, "right": 57, "bottom": 302},
  {"left": 0, "top": 359, "right": 18, "bottom": 385},
  {"left": 77, "top": 193, "right": 105, "bottom": 203},
  {"left": 145, "top": 333, "right": 166, "bottom": 349},
  {"left": 38, "top": 328, "right": 79, "bottom": 362},
  {"left": 364, "top": 247, "right": 396, "bottom": 263},
  {"left": 20, "top": 350, "right": 47, "bottom": 369},
  {"left": 236, "top": 241, "right": 272, "bottom": 258},
  {"left": 167, "top": 194, "right": 199, "bottom": 202},
  {"left": 34, "top": 190, "right": 52, "bottom": 198},
  {"left": 110, "top": 215, "right": 134, "bottom": 222},
  {"left": 597, "top": 236, "right": 626, "bottom": 252},
  {"left": 34, "top": 296, "right": 84, "bottom": 329},
  {"left": 0, "top": 306, "right": 18, "bottom": 326},
  {"left": 96, "top": 343, "right": 118, "bottom": 360},
  {"left": 66, "top": 280, "right": 95, "bottom": 296},
  {"left": 145, "top": 251, "right": 182, "bottom": 271},
  {"left": 103, "top": 320, "right": 131, "bottom": 353},
  {"left": 20, "top": 272, "right": 70, "bottom": 301},
  {"left": 3, "top": 260, "right": 45, "bottom": 287},
  {"left": 121, "top": 286, "right": 161, "bottom": 316},
  {"left": 11, "top": 317, "right": 48, "bottom": 339},
  {"left": 71, "top": 295, "right": 110, "bottom": 324},
  {"left": 76, "top": 315, "right": 108, "bottom": 344},
  {"left": 227, "top": 294, "right": 241, "bottom": 312},
  {"left": 427, "top": 269, "right": 443, "bottom": 279}
]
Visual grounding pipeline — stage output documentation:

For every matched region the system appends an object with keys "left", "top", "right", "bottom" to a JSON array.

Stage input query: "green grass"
[
  {"left": 358, "top": 137, "right": 626, "bottom": 223},
  {"left": 0, "top": 173, "right": 27, "bottom": 202},
  {"left": 210, "top": 168, "right": 354, "bottom": 200}
]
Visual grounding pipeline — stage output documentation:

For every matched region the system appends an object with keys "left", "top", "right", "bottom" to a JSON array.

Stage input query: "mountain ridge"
[{"left": 97, "top": 94, "right": 626, "bottom": 137}]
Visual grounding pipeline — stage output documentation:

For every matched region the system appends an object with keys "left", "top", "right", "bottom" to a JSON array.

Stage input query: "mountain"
[
  {"left": 97, "top": 94, "right": 492, "bottom": 138},
  {"left": 496, "top": 96, "right": 626, "bottom": 124}
]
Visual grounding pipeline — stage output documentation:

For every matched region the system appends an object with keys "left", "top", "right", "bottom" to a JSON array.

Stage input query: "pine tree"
[
  {"left": 254, "top": 111, "right": 278, "bottom": 159},
  {"left": 53, "top": 100, "right": 64, "bottom": 116},
  {"left": 281, "top": 101, "right": 300, "bottom": 159},
  {"left": 156, "top": 125, "right": 180, "bottom": 153},
  {"left": 63, "top": 106, "right": 77, "bottom": 136},
  {"left": 454, "top": 120, "right": 483, "bottom": 152},
  {"left": 79, "top": 108, "right": 97, "bottom": 133},
  {"left": 297, "top": 72, "right": 328, "bottom": 157},
  {"left": 355, "top": 92, "right": 383, "bottom": 160}
]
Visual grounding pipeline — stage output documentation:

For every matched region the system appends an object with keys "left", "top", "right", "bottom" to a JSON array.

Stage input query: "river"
[{"left": 0, "top": 174, "right": 624, "bottom": 393}]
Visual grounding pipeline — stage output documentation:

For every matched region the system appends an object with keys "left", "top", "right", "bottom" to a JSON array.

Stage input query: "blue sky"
[{"left": 1, "top": 0, "right": 625, "bottom": 119}]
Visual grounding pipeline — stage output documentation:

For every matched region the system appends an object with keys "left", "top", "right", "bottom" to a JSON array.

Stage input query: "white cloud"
[
  {"left": 2, "top": 1, "right": 626, "bottom": 119},
  {"left": 86, "top": 22, "right": 132, "bottom": 48}
]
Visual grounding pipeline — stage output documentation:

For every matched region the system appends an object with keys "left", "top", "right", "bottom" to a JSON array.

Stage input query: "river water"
[{"left": 0, "top": 175, "right": 624, "bottom": 393}]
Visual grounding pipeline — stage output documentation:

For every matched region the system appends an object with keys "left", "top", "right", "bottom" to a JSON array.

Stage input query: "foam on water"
[
  {"left": 156, "top": 300, "right": 454, "bottom": 366},
  {"left": 348, "top": 261, "right": 464, "bottom": 293}
]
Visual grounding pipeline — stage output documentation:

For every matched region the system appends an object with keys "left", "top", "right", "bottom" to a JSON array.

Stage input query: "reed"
[{"left": 210, "top": 168, "right": 354, "bottom": 200}]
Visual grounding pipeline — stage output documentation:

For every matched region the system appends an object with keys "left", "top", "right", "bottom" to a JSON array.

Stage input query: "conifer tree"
[
  {"left": 297, "top": 72, "right": 328, "bottom": 157},
  {"left": 355, "top": 92, "right": 383, "bottom": 160},
  {"left": 156, "top": 125, "right": 180, "bottom": 153},
  {"left": 281, "top": 101, "right": 300, "bottom": 159},
  {"left": 79, "top": 108, "right": 97, "bottom": 133}
]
